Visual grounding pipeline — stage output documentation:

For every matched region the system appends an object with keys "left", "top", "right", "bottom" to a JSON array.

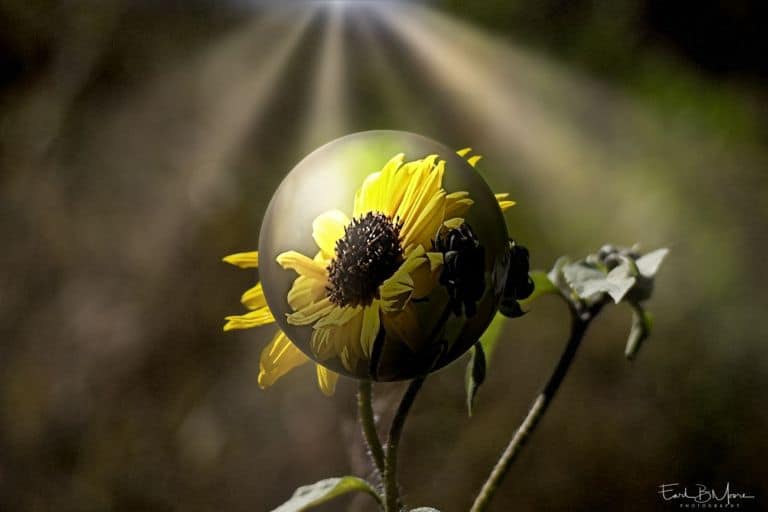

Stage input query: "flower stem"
[
  {"left": 384, "top": 376, "right": 426, "bottom": 512},
  {"left": 358, "top": 380, "right": 385, "bottom": 478},
  {"left": 469, "top": 302, "right": 604, "bottom": 512}
]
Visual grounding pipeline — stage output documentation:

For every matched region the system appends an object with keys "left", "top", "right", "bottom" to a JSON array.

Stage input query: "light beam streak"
[{"left": 301, "top": 3, "right": 348, "bottom": 151}]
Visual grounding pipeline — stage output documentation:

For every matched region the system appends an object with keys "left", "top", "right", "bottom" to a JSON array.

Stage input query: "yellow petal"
[
  {"left": 354, "top": 153, "right": 409, "bottom": 217},
  {"left": 258, "top": 331, "right": 309, "bottom": 388},
  {"left": 379, "top": 273, "right": 413, "bottom": 312},
  {"left": 394, "top": 155, "right": 439, "bottom": 227},
  {"left": 240, "top": 282, "right": 266, "bottom": 310},
  {"left": 427, "top": 251, "right": 444, "bottom": 271},
  {"left": 360, "top": 301, "right": 381, "bottom": 358},
  {"left": 276, "top": 251, "right": 327, "bottom": 282},
  {"left": 400, "top": 189, "right": 446, "bottom": 250},
  {"left": 316, "top": 365, "right": 338, "bottom": 396},
  {"left": 223, "top": 306, "right": 275, "bottom": 331},
  {"left": 315, "top": 305, "right": 360, "bottom": 328},
  {"left": 286, "top": 297, "right": 335, "bottom": 326},
  {"left": 445, "top": 191, "right": 474, "bottom": 219},
  {"left": 398, "top": 158, "right": 446, "bottom": 248},
  {"left": 443, "top": 217, "right": 464, "bottom": 229},
  {"left": 287, "top": 275, "right": 327, "bottom": 311},
  {"left": 456, "top": 147, "right": 472, "bottom": 157},
  {"left": 467, "top": 155, "right": 483, "bottom": 167},
  {"left": 222, "top": 251, "right": 259, "bottom": 268},
  {"left": 495, "top": 192, "right": 516, "bottom": 212},
  {"left": 312, "top": 310, "right": 364, "bottom": 370},
  {"left": 311, "top": 326, "right": 334, "bottom": 360},
  {"left": 312, "top": 209, "right": 349, "bottom": 258},
  {"left": 379, "top": 247, "right": 426, "bottom": 312},
  {"left": 498, "top": 201, "right": 516, "bottom": 212},
  {"left": 382, "top": 306, "right": 422, "bottom": 352},
  {"left": 412, "top": 251, "right": 444, "bottom": 299}
]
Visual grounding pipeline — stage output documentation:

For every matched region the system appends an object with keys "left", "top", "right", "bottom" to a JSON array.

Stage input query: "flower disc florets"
[{"left": 327, "top": 212, "right": 404, "bottom": 307}]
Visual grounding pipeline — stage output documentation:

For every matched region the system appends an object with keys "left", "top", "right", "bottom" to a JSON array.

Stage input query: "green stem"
[
  {"left": 469, "top": 302, "right": 603, "bottom": 512},
  {"left": 384, "top": 376, "right": 426, "bottom": 512},
  {"left": 358, "top": 380, "right": 385, "bottom": 478}
]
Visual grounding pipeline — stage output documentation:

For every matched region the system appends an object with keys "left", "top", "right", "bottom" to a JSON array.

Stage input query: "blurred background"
[{"left": 1, "top": 0, "right": 767, "bottom": 510}]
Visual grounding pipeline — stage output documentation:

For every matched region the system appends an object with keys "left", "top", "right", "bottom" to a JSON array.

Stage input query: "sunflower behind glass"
[{"left": 224, "top": 131, "right": 519, "bottom": 393}]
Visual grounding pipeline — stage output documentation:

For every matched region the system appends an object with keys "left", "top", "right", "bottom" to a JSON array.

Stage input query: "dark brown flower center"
[{"left": 327, "top": 212, "right": 403, "bottom": 307}]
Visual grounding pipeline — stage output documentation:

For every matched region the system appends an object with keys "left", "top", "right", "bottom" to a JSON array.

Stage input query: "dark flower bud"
[
  {"left": 436, "top": 222, "right": 486, "bottom": 318},
  {"left": 499, "top": 239, "right": 534, "bottom": 318}
]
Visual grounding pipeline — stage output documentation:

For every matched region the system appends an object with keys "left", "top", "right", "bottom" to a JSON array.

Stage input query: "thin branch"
[{"left": 470, "top": 302, "right": 604, "bottom": 512}]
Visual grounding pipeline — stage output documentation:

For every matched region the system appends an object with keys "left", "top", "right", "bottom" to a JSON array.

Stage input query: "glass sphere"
[{"left": 259, "top": 131, "right": 510, "bottom": 381}]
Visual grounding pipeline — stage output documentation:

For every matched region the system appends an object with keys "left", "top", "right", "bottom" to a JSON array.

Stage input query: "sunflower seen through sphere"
[{"left": 224, "top": 131, "right": 518, "bottom": 394}]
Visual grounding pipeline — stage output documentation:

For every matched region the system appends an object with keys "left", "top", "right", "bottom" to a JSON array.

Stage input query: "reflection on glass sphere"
[{"left": 259, "top": 130, "right": 510, "bottom": 381}]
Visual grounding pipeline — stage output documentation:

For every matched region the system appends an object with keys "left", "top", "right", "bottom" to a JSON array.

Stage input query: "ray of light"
[
  {"left": 371, "top": 2, "right": 685, "bottom": 245},
  {"left": 350, "top": 5, "right": 432, "bottom": 131},
  {"left": 81, "top": 6, "right": 319, "bottom": 283},
  {"left": 186, "top": 6, "right": 319, "bottom": 210},
  {"left": 300, "top": 2, "right": 348, "bottom": 152},
  {"left": 372, "top": 4, "right": 568, "bottom": 175}
]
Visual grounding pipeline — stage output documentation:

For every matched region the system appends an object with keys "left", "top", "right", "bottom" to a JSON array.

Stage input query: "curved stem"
[
  {"left": 358, "top": 380, "right": 385, "bottom": 478},
  {"left": 469, "top": 303, "right": 603, "bottom": 512},
  {"left": 384, "top": 376, "right": 426, "bottom": 512}
]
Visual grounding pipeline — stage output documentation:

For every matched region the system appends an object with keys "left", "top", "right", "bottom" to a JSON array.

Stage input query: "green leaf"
[
  {"left": 465, "top": 342, "right": 486, "bottom": 417},
  {"left": 410, "top": 508, "right": 442, "bottom": 511},
  {"left": 463, "top": 313, "right": 505, "bottom": 417},
  {"left": 635, "top": 248, "right": 669, "bottom": 278},
  {"left": 625, "top": 305, "right": 653, "bottom": 360},
  {"left": 519, "top": 270, "right": 557, "bottom": 307},
  {"left": 271, "top": 477, "right": 381, "bottom": 512},
  {"left": 478, "top": 311, "right": 506, "bottom": 361}
]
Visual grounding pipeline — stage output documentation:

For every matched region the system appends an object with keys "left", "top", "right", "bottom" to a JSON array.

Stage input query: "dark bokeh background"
[{"left": 1, "top": 1, "right": 767, "bottom": 511}]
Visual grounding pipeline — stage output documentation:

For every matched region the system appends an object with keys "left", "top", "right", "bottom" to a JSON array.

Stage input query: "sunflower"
[{"left": 223, "top": 148, "right": 513, "bottom": 395}]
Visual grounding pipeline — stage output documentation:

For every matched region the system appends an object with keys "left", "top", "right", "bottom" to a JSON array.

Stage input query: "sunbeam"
[
  {"left": 350, "top": 5, "right": 431, "bottom": 131},
  {"left": 187, "top": 6, "right": 318, "bottom": 211},
  {"left": 372, "top": 2, "right": 689, "bottom": 246},
  {"left": 119, "top": 7, "right": 318, "bottom": 277},
  {"left": 301, "top": 3, "right": 348, "bottom": 151}
]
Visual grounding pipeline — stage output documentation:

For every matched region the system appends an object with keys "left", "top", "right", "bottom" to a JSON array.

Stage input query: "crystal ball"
[{"left": 259, "top": 130, "right": 510, "bottom": 381}]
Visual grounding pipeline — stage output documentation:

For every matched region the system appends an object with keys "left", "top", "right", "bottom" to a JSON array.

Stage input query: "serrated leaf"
[
  {"left": 625, "top": 306, "right": 653, "bottom": 360},
  {"left": 271, "top": 477, "right": 381, "bottom": 512},
  {"left": 635, "top": 248, "right": 669, "bottom": 278},
  {"left": 519, "top": 270, "right": 557, "bottom": 307},
  {"left": 465, "top": 343, "right": 486, "bottom": 417}
]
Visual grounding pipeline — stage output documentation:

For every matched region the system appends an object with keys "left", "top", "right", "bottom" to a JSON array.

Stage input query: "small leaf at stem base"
[
  {"left": 625, "top": 305, "right": 653, "bottom": 360},
  {"left": 271, "top": 477, "right": 381, "bottom": 512},
  {"left": 465, "top": 342, "right": 487, "bottom": 417}
]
